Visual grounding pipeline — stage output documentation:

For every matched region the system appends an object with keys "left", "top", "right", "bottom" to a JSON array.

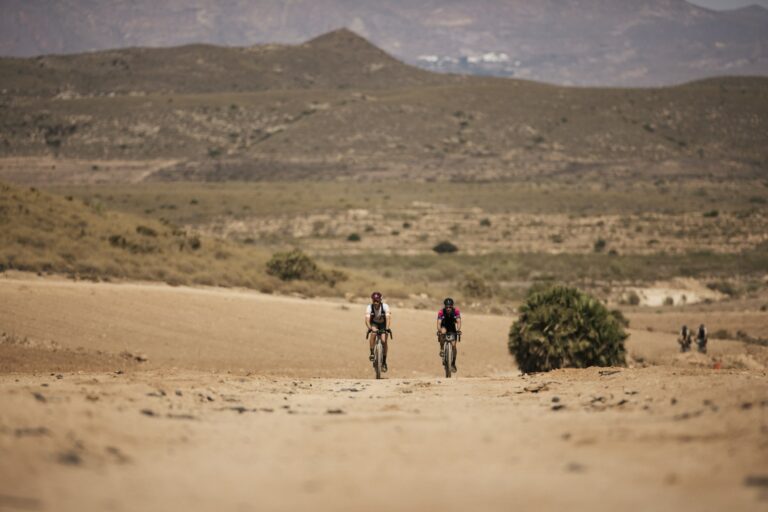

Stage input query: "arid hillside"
[
  {"left": 1, "top": 31, "right": 767, "bottom": 181},
  {"left": 0, "top": 29, "right": 450, "bottom": 97}
]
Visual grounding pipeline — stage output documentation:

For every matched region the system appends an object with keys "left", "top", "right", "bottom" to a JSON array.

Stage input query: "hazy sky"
[{"left": 687, "top": 0, "right": 768, "bottom": 8}]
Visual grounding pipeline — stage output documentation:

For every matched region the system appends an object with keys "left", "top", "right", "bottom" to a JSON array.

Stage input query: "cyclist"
[
  {"left": 678, "top": 325, "right": 692, "bottom": 353},
  {"left": 696, "top": 324, "right": 708, "bottom": 354},
  {"left": 437, "top": 297, "right": 462, "bottom": 373},
  {"left": 365, "top": 291, "right": 392, "bottom": 372}
]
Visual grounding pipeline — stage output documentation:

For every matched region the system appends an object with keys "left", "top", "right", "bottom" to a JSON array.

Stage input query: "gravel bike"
[
  {"left": 439, "top": 331, "right": 461, "bottom": 378},
  {"left": 367, "top": 328, "right": 392, "bottom": 379}
]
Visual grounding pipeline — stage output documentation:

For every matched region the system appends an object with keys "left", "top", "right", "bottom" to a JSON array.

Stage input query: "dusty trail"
[{"left": 1, "top": 274, "right": 767, "bottom": 512}]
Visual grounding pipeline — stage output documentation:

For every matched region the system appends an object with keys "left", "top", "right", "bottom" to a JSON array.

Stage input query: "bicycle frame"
[
  {"left": 368, "top": 329, "right": 391, "bottom": 379},
  {"left": 438, "top": 331, "right": 461, "bottom": 378}
]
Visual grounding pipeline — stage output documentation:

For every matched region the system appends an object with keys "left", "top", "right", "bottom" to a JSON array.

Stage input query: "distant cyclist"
[
  {"left": 696, "top": 324, "right": 708, "bottom": 354},
  {"left": 678, "top": 325, "right": 692, "bottom": 353},
  {"left": 366, "top": 292, "right": 392, "bottom": 372},
  {"left": 437, "top": 297, "right": 462, "bottom": 373}
]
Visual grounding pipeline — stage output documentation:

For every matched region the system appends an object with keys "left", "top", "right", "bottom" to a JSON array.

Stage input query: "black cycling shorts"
[{"left": 370, "top": 321, "right": 387, "bottom": 332}]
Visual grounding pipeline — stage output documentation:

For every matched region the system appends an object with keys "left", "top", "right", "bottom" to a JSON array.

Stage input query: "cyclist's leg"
[
  {"left": 368, "top": 330, "right": 376, "bottom": 360},
  {"left": 451, "top": 338, "right": 458, "bottom": 368},
  {"left": 382, "top": 333, "right": 388, "bottom": 360}
]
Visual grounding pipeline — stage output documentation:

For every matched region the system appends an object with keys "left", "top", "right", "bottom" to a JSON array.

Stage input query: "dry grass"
[{"left": 0, "top": 181, "right": 409, "bottom": 299}]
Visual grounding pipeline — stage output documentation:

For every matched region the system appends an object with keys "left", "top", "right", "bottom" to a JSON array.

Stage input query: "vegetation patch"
[
  {"left": 508, "top": 285, "right": 628, "bottom": 373},
  {"left": 266, "top": 249, "right": 346, "bottom": 287}
]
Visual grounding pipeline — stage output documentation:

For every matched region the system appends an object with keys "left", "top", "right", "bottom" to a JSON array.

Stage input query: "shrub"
[
  {"left": 433, "top": 241, "right": 459, "bottom": 254},
  {"left": 707, "top": 280, "right": 739, "bottom": 297},
  {"left": 136, "top": 225, "right": 158, "bottom": 237},
  {"left": 508, "top": 285, "right": 628, "bottom": 373},
  {"left": 347, "top": 233, "right": 361, "bottom": 242},
  {"left": 266, "top": 249, "right": 320, "bottom": 281},
  {"left": 626, "top": 290, "right": 641, "bottom": 306},
  {"left": 480, "top": 218, "right": 492, "bottom": 227},
  {"left": 663, "top": 296, "right": 674, "bottom": 306},
  {"left": 266, "top": 249, "right": 346, "bottom": 286},
  {"left": 461, "top": 273, "right": 493, "bottom": 299},
  {"left": 593, "top": 238, "right": 607, "bottom": 253},
  {"left": 703, "top": 209, "right": 719, "bottom": 218},
  {"left": 712, "top": 329, "right": 732, "bottom": 339},
  {"left": 187, "top": 236, "right": 202, "bottom": 251}
]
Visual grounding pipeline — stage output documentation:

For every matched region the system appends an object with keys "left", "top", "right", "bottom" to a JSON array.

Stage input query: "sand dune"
[{"left": 1, "top": 273, "right": 767, "bottom": 512}]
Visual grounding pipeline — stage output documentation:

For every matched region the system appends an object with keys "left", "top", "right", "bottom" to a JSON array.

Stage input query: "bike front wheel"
[
  {"left": 443, "top": 342, "right": 453, "bottom": 379},
  {"left": 374, "top": 340, "right": 383, "bottom": 379}
]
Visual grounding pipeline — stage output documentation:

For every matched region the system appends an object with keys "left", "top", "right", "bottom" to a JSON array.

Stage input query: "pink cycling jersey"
[{"left": 437, "top": 308, "right": 461, "bottom": 320}]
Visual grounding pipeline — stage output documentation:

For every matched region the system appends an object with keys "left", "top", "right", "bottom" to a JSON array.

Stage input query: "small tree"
[{"left": 509, "top": 285, "right": 628, "bottom": 373}]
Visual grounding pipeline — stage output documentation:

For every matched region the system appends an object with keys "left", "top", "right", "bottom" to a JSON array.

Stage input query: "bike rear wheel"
[{"left": 444, "top": 342, "right": 453, "bottom": 379}]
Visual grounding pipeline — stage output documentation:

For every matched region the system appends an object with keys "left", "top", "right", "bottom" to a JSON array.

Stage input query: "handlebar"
[{"left": 366, "top": 328, "right": 393, "bottom": 339}]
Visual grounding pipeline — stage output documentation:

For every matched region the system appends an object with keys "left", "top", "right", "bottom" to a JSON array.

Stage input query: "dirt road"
[{"left": 1, "top": 274, "right": 766, "bottom": 511}]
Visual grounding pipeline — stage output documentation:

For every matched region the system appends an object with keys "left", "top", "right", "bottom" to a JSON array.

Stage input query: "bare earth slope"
[{"left": 1, "top": 274, "right": 767, "bottom": 511}]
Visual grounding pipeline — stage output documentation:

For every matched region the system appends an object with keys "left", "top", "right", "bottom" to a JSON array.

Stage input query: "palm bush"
[{"left": 509, "top": 285, "right": 628, "bottom": 373}]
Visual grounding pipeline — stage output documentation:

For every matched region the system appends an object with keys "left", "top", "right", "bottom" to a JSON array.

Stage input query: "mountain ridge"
[
  {"left": 0, "top": 28, "right": 453, "bottom": 97},
  {"left": 1, "top": 0, "right": 766, "bottom": 86}
]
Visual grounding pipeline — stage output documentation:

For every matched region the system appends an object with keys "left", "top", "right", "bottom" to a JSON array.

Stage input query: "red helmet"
[{"left": 371, "top": 291, "right": 382, "bottom": 301}]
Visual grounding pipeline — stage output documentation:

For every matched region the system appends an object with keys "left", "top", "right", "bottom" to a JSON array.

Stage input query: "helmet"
[
  {"left": 444, "top": 297, "right": 454, "bottom": 307},
  {"left": 371, "top": 291, "right": 382, "bottom": 301}
]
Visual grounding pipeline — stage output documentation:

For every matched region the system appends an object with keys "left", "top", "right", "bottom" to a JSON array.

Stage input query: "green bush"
[
  {"left": 508, "top": 285, "right": 628, "bottom": 373},
  {"left": 266, "top": 249, "right": 346, "bottom": 286},
  {"left": 346, "top": 233, "right": 361, "bottom": 242}
]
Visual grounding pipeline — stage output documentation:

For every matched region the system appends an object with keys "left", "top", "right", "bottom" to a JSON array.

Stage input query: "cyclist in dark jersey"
[{"left": 437, "top": 297, "right": 462, "bottom": 373}]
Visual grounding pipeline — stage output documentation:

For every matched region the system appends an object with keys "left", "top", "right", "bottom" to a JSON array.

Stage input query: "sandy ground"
[{"left": 1, "top": 273, "right": 767, "bottom": 512}]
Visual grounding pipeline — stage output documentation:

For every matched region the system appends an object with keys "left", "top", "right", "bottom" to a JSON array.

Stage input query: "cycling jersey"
[
  {"left": 438, "top": 307, "right": 461, "bottom": 332},
  {"left": 366, "top": 303, "right": 390, "bottom": 328}
]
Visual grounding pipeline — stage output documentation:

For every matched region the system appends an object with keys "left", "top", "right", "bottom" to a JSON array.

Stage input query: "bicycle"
[
  {"left": 438, "top": 331, "right": 461, "bottom": 378},
  {"left": 367, "top": 328, "right": 392, "bottom": 379}
]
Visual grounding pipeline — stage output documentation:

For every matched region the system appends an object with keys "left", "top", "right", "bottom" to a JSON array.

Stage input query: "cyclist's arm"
[
  {"left": 385, "top": 308, "right": 392, "bottom": 330},
  {"left": 456, "top": 317, "right": 462, "bottom": 332}
]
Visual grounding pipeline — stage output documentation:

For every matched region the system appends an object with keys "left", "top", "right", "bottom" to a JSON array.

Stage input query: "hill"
[
  {"left": 0, "top": 29, "right": 450, "bottom": 98},
  {"left": 1, "top": 0, "right": 767, "bottom": 86},
  {"left": 0, "top": 180, "right": 367, "bottom": 296},
  {"left": 0, "top": 28, "right": 766, "bottom": 182}
]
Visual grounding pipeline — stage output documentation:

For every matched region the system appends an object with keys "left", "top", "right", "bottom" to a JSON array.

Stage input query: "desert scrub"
[
  {"left": 433, "top": 241, "right": 459, "bottom": 254},
  {"left": 266, "top": 249, "right": 346, "bottom": 286},
  {"left": 508, "top": 285, "right": 628, "bottom": 373},
  {"left": 461, "top": 273, "right": 494, "bottom": 299}
]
